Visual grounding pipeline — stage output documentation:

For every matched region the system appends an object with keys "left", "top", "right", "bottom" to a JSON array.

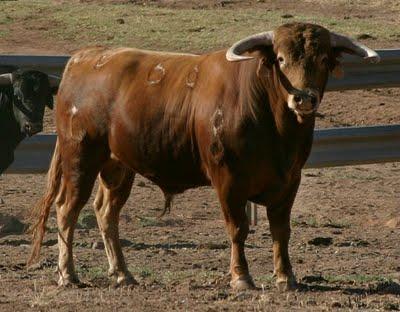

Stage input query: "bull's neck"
[
  {"left": 239, "top": 60, "right": 315, "bottom": 170},
  {"left": 0, "top": 90, "right": 25, "bottom": 148}
]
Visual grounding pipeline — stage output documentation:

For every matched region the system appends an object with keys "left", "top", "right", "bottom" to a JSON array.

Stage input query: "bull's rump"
[{"left": 57, "top": 47, "right": 219, "bottom": 192}]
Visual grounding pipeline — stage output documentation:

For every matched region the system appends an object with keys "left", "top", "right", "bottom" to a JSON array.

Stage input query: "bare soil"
[{"left": 0, "top": 1, "right": 399, "bottom": 311}]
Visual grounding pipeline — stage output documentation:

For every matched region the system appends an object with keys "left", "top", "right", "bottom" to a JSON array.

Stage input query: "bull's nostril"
[
  {"left": 310, "top": 95, "right": 317, "bottom": 106},
  {"left": 294, "top": 95, "right": 302, "bottom": 103}
]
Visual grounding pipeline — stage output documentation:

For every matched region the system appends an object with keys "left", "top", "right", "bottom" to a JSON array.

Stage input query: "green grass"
[
  {"left": 162, "top": 270, "right": 194, "bottom": 284},
  {"left": 256, "top": 274, "right": 275, "bottom": 285},
  {"left": 127, "top": 267, "right": 222, "bottom": 285},
  {"left": 136, "top": 216, "right": 161, "bottom": 227},
  {"left": 325, "top": 274, "right": 392, "bottom": 284},
  {"left": 0, "top": 0, "right": 398, "bottom": 53},
  {"left": 292, "top": 216, "right": 350, "bottom": 228},
  {"left": 292, "top": 216, "right": 319, "bottom": 228},
  {"left": 131, "top": 266, "right": 154, "bottom": 279},
  {"left": 77, "top": 211, "right": 97, "bottom": 230},
  {"left": 77, "top": 265, "right": 107, "bottom": 280}
]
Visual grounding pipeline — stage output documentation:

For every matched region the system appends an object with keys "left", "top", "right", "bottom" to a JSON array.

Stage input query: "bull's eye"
[
  {"left": 321, "top": 55, "right": 329, "bottom": 66},
  {"left": 277, "top": 56, "right": 285, "bottom": 65}
]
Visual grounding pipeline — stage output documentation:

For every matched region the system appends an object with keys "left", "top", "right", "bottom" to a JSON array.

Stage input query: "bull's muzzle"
[
  {"left": 23, "top": 122, "right": 43, "bottom": 136},
  {"left": 288, "top": 89, "right": 320, "bottom": 116}
]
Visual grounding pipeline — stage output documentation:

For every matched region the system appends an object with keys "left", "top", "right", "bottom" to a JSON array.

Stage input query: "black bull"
[{"left": 0, "top": 70, "right": 55, "bottom": 174}]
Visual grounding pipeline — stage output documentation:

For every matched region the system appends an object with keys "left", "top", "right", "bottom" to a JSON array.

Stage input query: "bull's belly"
[
  {"left": 109, "top": 128, "right": 210, "bottom": 194},
  {"left": 117, "top": 152, "right": 210, "bottom": 194}
]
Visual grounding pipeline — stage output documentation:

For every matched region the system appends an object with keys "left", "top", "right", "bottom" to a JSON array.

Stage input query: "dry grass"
[{"left": 0, "top": 0, "right": 399, "bottom": 52}]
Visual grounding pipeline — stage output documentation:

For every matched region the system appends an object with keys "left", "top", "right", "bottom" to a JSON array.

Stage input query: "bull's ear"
[
  {"left": 332, "top": 62, "right": 344, "bottom": 79},
  {"left": 330, "top": 49, "right": 345, "bottom": 79},
  {"left": 46, "top": 94, "right": 54, "bottom": 109}
]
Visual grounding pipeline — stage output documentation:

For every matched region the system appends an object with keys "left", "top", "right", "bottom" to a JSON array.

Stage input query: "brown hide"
[
  {"left": 57, "top": 44, "right": 318, "bottom": 198},
  {"left": 31, "top": 23, "right": 377, "bottom": 290}
]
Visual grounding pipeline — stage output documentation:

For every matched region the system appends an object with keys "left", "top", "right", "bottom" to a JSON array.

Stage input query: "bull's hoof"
[
  {"left": 57, "top": 274, "right": 81, "bottom": 288},
  {"left": 109, "top": 270, "right": 138, "bottom": 288},
  {"left": 276, "top": 274, "right": 297, "bottom": 292},
  {"left": 230, "top": 275, "right": 256, "bottom": 291}
]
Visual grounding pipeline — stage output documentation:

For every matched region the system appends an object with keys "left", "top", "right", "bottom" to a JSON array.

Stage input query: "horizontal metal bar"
[
  {"left": 327, "top": 49, "right": 400, "bottom": 90},
  {"left": 0, "top": 55, "right": 69, "bottom": 76},
  {"left": 6, "top": 134, "right": 55, "bottom": 174},
  {"left": 1, "top": 49, "right": 400, "bottom": 91},
  {"left": 307, "top": 125, "right": 400, "bottom": 168},
  {"left": 6, "top": 125, "right": 400, "bottom": 174}
]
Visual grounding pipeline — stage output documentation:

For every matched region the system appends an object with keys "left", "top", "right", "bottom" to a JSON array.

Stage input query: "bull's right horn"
[
  {"left": 0, "top": 73, "right": 13, "bottom": 85},
  {"left": 330, "top": 32, "right": 381, "bottom": 63},
  {"left": 226, "top": 31, "right": 274, "bottom": 62}
]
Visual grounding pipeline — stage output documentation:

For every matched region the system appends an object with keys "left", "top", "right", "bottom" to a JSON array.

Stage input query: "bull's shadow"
[{"left": 297, "top": 279, "right": 400, "bottom": 296}]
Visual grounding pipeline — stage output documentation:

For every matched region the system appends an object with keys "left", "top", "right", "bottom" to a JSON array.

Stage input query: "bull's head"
[
  {"left": 0, "top": 70, "right": 58, "bottom": 136},
  {"left": 226, "top": 23, "right": 379, "bottom": 122}
]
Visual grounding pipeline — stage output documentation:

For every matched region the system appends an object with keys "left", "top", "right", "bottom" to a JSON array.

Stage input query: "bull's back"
[{"left": 57, "top": 46, "right": 227, "bottom": 192}]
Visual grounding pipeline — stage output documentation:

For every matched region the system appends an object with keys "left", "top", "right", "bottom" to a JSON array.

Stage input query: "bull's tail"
[
  {"left": 27, "top": 138, "right": 62, "bottom": 266},
  {"left": 158, "top": 193, "right": 174, "bottom": 218}
]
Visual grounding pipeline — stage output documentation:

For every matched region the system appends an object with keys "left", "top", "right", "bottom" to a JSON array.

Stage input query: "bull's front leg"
[
  {"left": 215, "top": 182, "right": 255, "bottom": 290},
  {"left": 266, "top": 178, "right": 300, "bottom": 291}
]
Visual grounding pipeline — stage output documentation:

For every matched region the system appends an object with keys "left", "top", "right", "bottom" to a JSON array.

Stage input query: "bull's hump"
[{"left": 66, "top": 47, "right": 200, "bottom": 75}]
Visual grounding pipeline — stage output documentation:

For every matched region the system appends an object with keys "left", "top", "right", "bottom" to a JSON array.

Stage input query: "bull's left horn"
[
  {"left": 0, "top": 73, "right": 13, "bottom": 85},
  {"left": 226, "top": 31, "right": 274, "bottom": 62},
  {"left": 330, "top": 32, "right": 380, "bottom": 63}
]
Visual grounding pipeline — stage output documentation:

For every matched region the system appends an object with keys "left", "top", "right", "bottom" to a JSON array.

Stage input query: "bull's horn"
[
  {"left": 330, "top": 32, "right": 380, "bottom": 63},
  {"left": 0, "top": 73, "right": 13, "bottom": 85},
  {"left": 47, "top": 74, "right": 61, "bottom": 88},
  {"left": 226, "top": 31, "right": 274, "bottom": 62}
]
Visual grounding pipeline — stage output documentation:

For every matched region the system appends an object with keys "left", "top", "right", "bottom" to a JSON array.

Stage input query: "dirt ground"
[{"left": 0, "top": 1, "right": 399, "bottom": 311}]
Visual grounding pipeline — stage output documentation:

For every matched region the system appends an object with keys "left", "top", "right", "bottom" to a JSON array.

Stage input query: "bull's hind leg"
[
  {"left": 56, "top": 140, "right": 105, "bottom": 287},
  {"left": 93, "top": 160, "right": 135, "bottom": 286}
]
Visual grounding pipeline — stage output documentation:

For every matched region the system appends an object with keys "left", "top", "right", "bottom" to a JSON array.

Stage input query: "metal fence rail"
[
  {"left": 0, "top": 55, "right": 69, "bottom": 77},
  {"left": 7, "top": 125, "right": 400, "bottom": 174},
  {"left": 1, "top": 49, "right": 400, "bottom": 91}
]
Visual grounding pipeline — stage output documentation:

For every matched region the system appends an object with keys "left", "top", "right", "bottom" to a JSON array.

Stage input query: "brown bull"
[{"left": 29, "top": 23, "right": 379, "bottom": 291}]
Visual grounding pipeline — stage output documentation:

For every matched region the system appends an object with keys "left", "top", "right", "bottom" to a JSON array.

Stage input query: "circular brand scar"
[{"left": 147, "top": 63, "right": 166, "bottom": 85}]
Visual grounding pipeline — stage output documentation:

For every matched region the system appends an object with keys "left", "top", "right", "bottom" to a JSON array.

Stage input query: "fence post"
[{"left": 246, "top": 202, "right": 258, "bottom": 226}]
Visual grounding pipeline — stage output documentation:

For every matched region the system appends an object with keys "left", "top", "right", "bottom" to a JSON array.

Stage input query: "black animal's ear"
[
  {"left": 46, "top": 94, "right": 54, "bottom": 109},
  {"left": 51, "top": 86, "right": 59, "bottom": 95},
  {"left": 34, "top": 81, "right": 41, "bottom": 93},
  {"left": 0, "top": 93, "right": 9, "bottom": 110}
]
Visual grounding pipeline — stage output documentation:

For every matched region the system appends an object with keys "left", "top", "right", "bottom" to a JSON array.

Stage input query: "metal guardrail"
[
  {"left": 2, "top": 50, "right": 400, "bottom": 225},
  {"left": 306, "top": 125, "right": 400, "bottom": 167},
  {"left": 327, "top": 49, "right": 400, "bottom": 91},
  {"left": 0, "top": 55, "right": 69, "bottom": 77},
  {"left": 6, "top": 135, "right": 55, "bottom": 174},
  {"left": 7, "top": 125, "right": 400, "bottom": 174},
  {"left": 1, "top": 49, "right": 400, "bottom": 91}
]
